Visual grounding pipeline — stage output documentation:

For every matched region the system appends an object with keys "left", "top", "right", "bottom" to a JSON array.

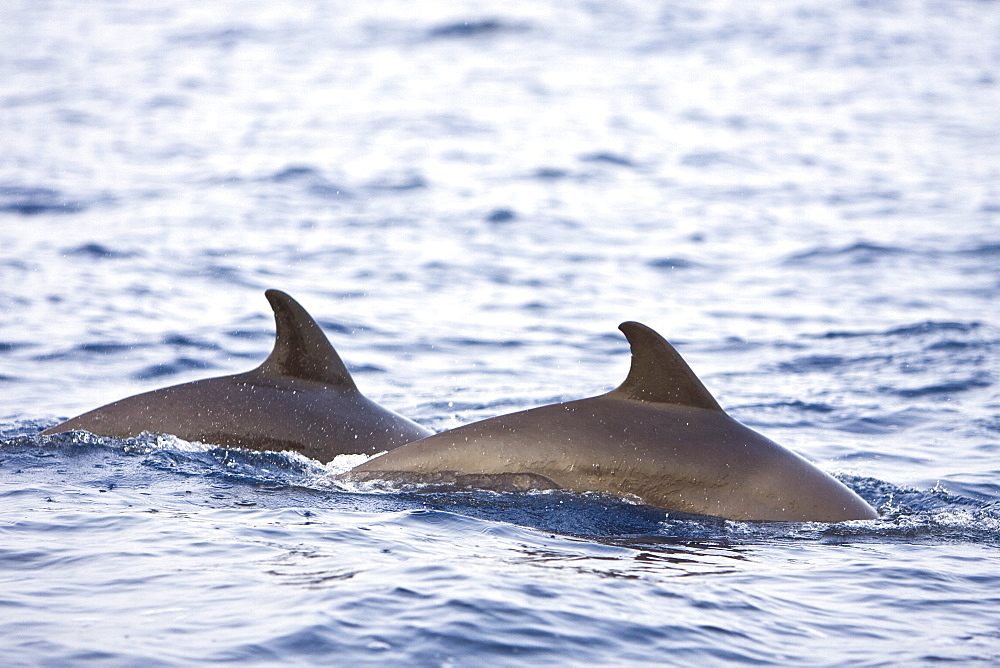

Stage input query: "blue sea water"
[{"left": 2, "top": 0, "right": 1000, "bottom": 664}]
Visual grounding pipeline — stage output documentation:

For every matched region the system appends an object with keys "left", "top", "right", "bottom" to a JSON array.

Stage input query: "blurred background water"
[{"left": 2, "top": 0, "right": 999, "bottom": 664}]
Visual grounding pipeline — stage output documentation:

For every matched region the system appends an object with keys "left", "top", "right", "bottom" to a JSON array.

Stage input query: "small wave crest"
[
  {"left": 0, "top": 185, "right": 86, "bottom": 215},
  {"left": 783, "top": 241, "right": 909, "bottom": 266}
]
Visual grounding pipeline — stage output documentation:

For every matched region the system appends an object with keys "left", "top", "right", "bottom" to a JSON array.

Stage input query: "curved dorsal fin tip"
[
  {"left": 255, "top": 289, "right": 358, "bottom": 391},
  {"left": 618, "top": 320, "right": 650, "bottom": 339},
  {"left": 264, "top": 287, "right": 289, "bottom": 304},
  {"left": 610, "top": 321, "right": 723, "bottom": 412}
]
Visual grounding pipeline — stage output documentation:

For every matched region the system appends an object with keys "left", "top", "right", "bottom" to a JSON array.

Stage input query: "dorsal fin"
[
  {"left": 605, "top": 321, "right": 722, "bottom": 411},
  {"left": 252, "top": 289, "right": 358, "bottom": 391}
]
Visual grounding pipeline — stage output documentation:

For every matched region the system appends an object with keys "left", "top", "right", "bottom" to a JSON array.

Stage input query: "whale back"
[
  {"left": 343, "top": 321, "right": 877, "bottom": 521},
  {"left": 41, "top": 290, "right": 433, "bottom": 460}
]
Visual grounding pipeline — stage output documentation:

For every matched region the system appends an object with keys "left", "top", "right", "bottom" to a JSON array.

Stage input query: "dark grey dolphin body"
[
  {"left": 42, "top": 290, "right": 432, "bottom": 461},
  {"left": 344, "top": 322, "right": 878, "bottom": 522}
]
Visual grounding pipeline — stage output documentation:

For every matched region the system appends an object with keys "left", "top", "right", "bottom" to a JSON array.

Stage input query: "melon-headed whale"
[
  {"left": 41, "top": 290, "right": 432, "bottom": 461},
  {"left": 343, "top": 322, "right": 878, "bottom": 522}
]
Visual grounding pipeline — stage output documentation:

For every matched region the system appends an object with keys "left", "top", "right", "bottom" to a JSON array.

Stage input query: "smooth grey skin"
[
  {"left": 42, "top": 290, "right": 432, "bottom": 462},
  {"left": 344, "top": 322, "right": 878, "bottom": 522}
]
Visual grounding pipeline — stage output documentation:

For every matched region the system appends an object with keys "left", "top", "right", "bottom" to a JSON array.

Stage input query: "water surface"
[{"left": 2, "top": 0, "right": 999, "bottom": 664}]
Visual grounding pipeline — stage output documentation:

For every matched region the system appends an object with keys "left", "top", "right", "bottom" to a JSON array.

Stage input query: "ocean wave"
[
  {"left": 5, "top": 427, "right": 998, "bottom": 547},
  {"left": 64, "top": 243, "right": 143, "bottom": 260},
  {"left": 783, "top": 241, "right": 909, "bottom": 266},
  {"left": 814, "top": 320, "right": 986, "bottom": 340},
  {"left": 425, "top": 18, "right": 530, "bottom": 41},
  {"left": 0, "top": 185, "right": 86, "bottom": 216}
]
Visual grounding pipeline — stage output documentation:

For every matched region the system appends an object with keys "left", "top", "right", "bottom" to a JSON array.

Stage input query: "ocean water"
[{"left": 2, "top": 0, "right": 999, "bottom": 664}]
